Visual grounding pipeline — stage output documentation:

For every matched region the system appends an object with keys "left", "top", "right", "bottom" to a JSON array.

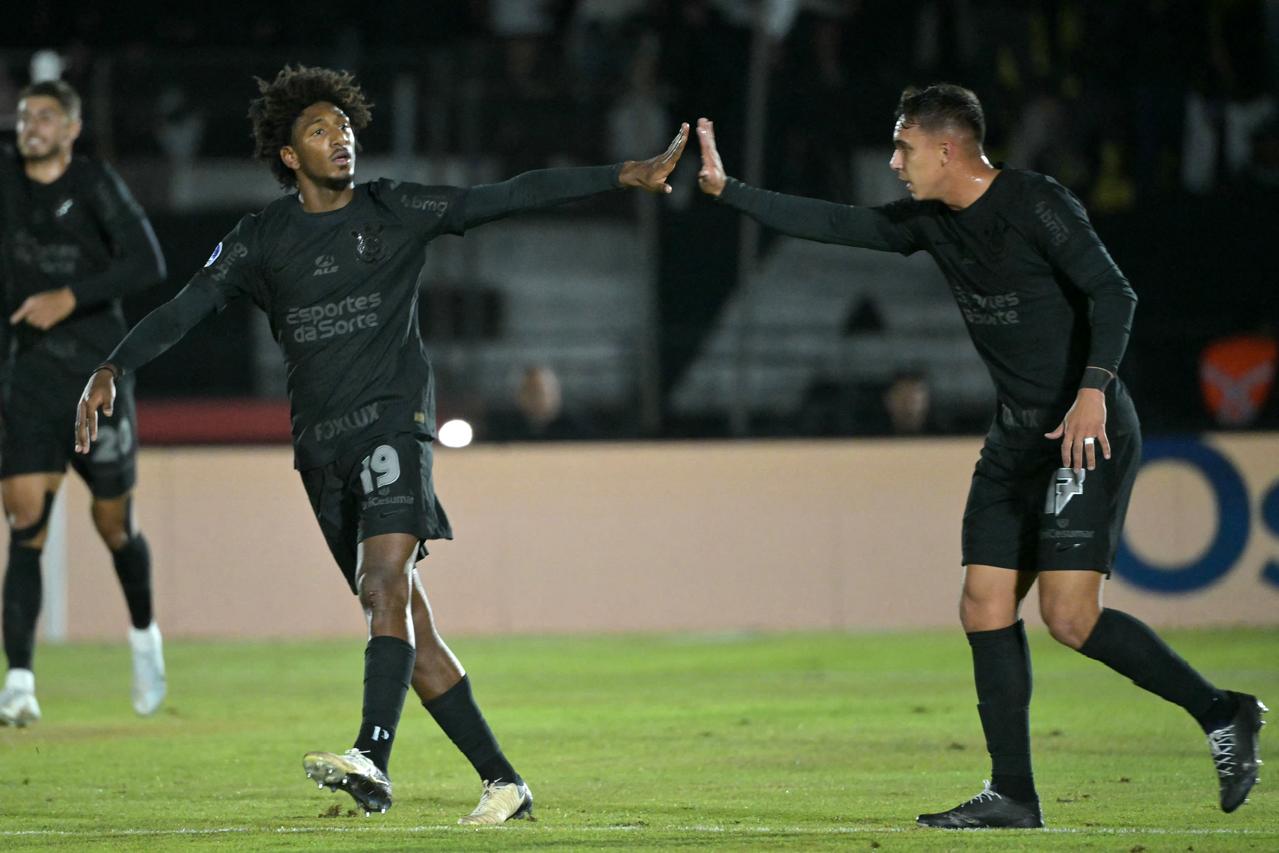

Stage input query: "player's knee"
[
  {"left": 1042, "top": 607, "right": 1096, "bottom": 649},
  {"left": 91, "top": 516, "right": 131, "bottom": 551},
  {"left": 8, "top": 492, "right": 55, "bottom": 546},
  {"left": 90, "top": 498, "right": 132, "bottom": 550},
  {"left": 959, "top": 592, "right": 1012, "bottom": 633},
  {"left": 357, "top": 565, "right": 410, "bottom": 614}
]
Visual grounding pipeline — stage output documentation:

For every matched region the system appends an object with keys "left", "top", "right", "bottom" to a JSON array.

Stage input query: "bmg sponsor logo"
[
  {"left": 1034, "top": 199, "right": 1070, "bottom": 247},
  {"left": 285, "top": 292, "right": 382, "bottom": 343},
  {"left": 401, "top": 194, "right": 449, "bottom": 214},
  {"left": 206, "top": 242, "right": 249, "bottom": 283}
]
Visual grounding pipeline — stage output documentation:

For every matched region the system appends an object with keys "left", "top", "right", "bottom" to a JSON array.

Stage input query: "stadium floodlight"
[{"left": 438, "top": 419, "right": 473, "bottom": 448}]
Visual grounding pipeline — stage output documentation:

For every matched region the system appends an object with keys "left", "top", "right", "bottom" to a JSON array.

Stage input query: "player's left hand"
[
  {"left": 75, "top": 367, "right": 117, "bottom": 455},
  {"left": 1045, "top": 388, "right": 1109, "bottom": 471},
  {"left": 10, "top": 287, "right": 76, "bottom": 330},
  {"left": 618, "top": 123, "right": 690, "bottom": 194}
]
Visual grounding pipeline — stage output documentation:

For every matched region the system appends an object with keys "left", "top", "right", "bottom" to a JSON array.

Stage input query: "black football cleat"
[
  {"left": 917, "top": 781, "right": 1044, "bottom": 829},
  {"left": 1208, "top": 691, "right": 1268, "bottom": 813}
]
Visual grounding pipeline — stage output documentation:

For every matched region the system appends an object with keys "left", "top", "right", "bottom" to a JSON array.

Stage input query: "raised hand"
[
  {"left": 618, "top": 123, "right": 690, "bottom": 194},
  {"left": 74, "top": 368, "right": 117, "bottom": 454},
  {"left": 696, "top": 117, "right": 726, "bottom": 197}
]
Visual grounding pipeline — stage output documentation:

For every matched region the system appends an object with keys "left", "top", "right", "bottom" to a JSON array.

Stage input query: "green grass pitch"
[{"left": 1, "top": 628, "right": 1275, "bottom": 850}]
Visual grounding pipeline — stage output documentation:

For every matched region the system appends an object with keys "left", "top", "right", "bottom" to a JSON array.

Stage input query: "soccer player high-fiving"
[
  {"left": 697, "top": 86, "right": 1265, "bottom": 827},
  {"left": 75, "top": 65, "right": 687, "bottom": 823}
]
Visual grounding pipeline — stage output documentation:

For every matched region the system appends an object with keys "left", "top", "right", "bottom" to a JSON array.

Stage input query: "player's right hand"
[
  {"left": 75, "top": 368, "right": 117, "bottom": 454},
  {"left": 696, "top": 117, "right": 727, "bottom": 197}
]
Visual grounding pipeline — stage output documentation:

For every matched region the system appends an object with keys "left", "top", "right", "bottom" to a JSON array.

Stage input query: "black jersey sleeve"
[
  {"left": 717, "top": 178, "right": 920, "bottom": 253},
  {"left": 1029, "top": 176, "right": 1137, "bottom": 377},
  {"left": 68, "top": 162, "right": 167, "bottom": 309},
  {"left": 102, "top": 281, "right": 221, "bottom": 376},
  {"left": 451, "top": 164, "right": 623, "bottom": 232},
  {"left": 104, "top": 215, "right": 262, "bottom": 376},
  {"left": 187, "top": 215, "right": 266, "bottom": 309}
]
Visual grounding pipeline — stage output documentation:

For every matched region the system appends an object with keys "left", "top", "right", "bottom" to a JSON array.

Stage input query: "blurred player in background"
[
  {"left": 697, "top": 84, "right": 1266, "bottom": 828},
  {"left": 75, "top": 65, "right": 687, "bottom": 823},
  {"left": 0, "top": 80, "right": 168, "bottom": 726}
]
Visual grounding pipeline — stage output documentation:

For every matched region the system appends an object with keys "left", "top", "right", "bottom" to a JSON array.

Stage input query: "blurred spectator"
[
  {"left": 1183, "top": 0, "right": 1276, "bottom": 193},
  {"left": 487, "top": 365, "right": 592, "bottom": 441},
  {"left": 771, "top": 8, "right": 855, "bottom": 200},
  {"left": 607, "top": 33, "right": 671, "bottom": 162},
  {"left": 488, "top": 0, "right": 559, "bottom": 97},
  {"left": 1089, "top": 140, "right": 1136, "bottom": 214},
  {"left": 883, "top": 372, "right": 933, "bottom": 435},
  {"left": 566, "top": 0, "right": 650, "bottom": 96}
]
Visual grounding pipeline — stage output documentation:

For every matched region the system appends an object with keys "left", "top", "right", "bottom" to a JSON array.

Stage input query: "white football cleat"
[
  {"left": 458, "top": 779, "right": 534, "bottom": 825},
  {"left": 129, "top": 622, "right": 167, "bottom": 716},
  {"left": 303, "top": 748, "right": 393, "bottom": 814},
  {"left": 0, "top": 668, "right": 41, "bottom": 726}
]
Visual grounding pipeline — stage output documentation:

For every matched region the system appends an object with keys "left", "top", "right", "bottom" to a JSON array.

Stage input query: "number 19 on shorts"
[{"left": 359, "top": 445, "right": 401, "bottom": 494}]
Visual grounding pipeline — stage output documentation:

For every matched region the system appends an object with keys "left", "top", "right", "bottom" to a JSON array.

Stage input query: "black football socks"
[
  {"left": 111, "top": 534, "right": 154, "bottom": 630},
  {"left": 968, "top": 620, "right": 1038, "bottom": 804},
  {"left": 2, "top": 543, "right": 41, "bottom": 671},
  {"left": 1079, "top": 608, "right": 1236, "bottom": 733},
  {"left": 353, "top": 635, "right": 416, "bottom": 773},
  {"left": 425, "top": 675, "right": 521, "bottom": 784}
]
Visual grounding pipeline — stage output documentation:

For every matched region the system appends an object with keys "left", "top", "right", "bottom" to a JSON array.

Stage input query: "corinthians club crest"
[{"left": 352, "top": 223, "right": 385, "bottom": 263}]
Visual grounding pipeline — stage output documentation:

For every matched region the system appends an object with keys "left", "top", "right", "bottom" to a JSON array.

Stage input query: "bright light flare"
[{"left": 438, "top": 419, "right": 473, "bottom": 448}]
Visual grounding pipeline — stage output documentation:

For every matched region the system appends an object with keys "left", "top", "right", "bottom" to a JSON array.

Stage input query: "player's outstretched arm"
[
  {"left": 696, "top": 117, "right": 915, "bottom": 253},
  {"left": 458, "top": 124, "right": 689, "bottom": 230},
  {"left": 74, "top": 281, "right": 221, "bottom": 453},
  {"left": 617, "top": 122, "right": 689, "bottom": 194}
]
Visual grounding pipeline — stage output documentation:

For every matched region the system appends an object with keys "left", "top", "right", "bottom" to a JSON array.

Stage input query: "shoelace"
[
  {"left": 470, "top": 782, "right": 501, "bottom": 813},
  {"left": 343, "top": 749, "right": 388, "bottom": 780},
  {"left": 472, "top": 781, "right": 517, "bottom": 812},
  {"left": 1208, "top": 727, "right": 1237, "bottom": 778},
  {"left": 965, "top": 782, "right": 1000, "bottom": 806}
]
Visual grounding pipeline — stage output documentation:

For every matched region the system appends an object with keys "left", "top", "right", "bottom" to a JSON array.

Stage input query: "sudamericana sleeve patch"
[{"left": 204, "top": 242, "right": 223, "bottom": 267}]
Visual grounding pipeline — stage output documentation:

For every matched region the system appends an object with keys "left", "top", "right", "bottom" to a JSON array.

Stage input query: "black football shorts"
[
  {"left": 2, "top": 370, "right": 138, "bottom": 498},
  {"left": 962, "top": 391, "right": 1141, "bottom": 574},
  {"left": 300, "top": 432, "right": 453, "bottom": 594}
]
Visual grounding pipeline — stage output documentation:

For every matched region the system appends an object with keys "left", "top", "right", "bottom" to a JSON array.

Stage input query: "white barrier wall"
[{"left": 14, "top": 434, "right": 1279, "bottom": 641}]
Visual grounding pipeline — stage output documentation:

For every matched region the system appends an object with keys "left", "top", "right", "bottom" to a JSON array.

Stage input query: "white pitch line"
[{"left": 0, "top": 825, "right": 1274, "bottom": 838}]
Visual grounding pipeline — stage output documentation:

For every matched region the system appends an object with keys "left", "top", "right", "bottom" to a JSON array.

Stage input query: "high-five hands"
[
  {"left": 696, "top": 117, "right": 726, "bottom": 197},
  {"left": 619, "top": 123, "right": 690, "bottom": 194}
]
